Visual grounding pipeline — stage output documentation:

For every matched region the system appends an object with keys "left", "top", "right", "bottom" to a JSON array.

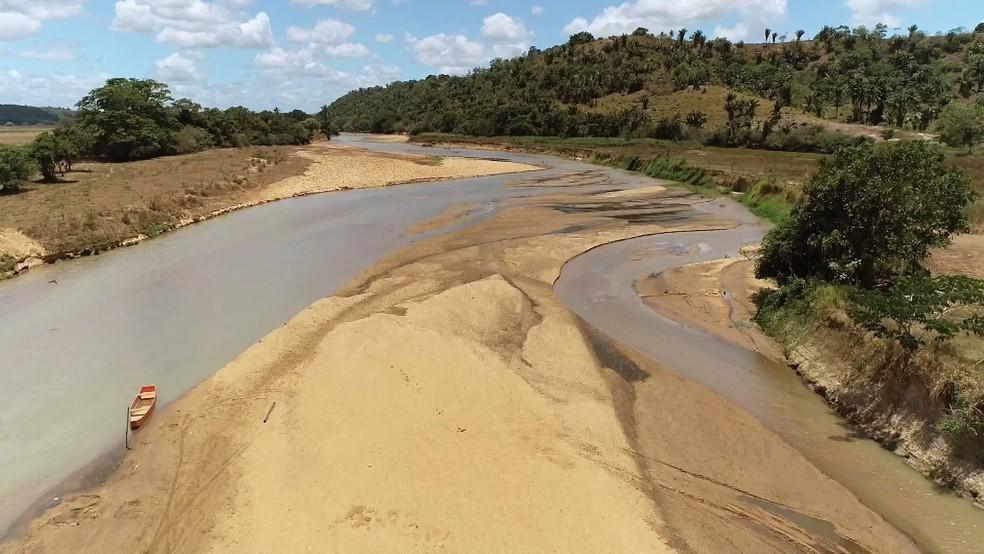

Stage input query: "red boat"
[{"left": 129, "top": 385, "right": 157, "bottom": 429}]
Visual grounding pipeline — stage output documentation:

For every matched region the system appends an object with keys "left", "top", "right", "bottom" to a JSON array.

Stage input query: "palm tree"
[
  {"left": 771, "top": 31, "right": 778, "bottom": 44},
  {"left": 795, "top": 30, "right": 805, "bottom": 42},
  {"left": 691, "top": 30, "right": 706, "bottom": 49},
  {"left": 907, "top": 24, "right": 918, "bottom": 38},
  {"left": 764, "top": 28, "right": 771, "bottom": 45},
  {"left": 678, "top": 28, "right": 687, "bottom": 45}
]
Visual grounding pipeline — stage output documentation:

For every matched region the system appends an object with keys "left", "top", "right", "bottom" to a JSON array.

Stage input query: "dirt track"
[{"left": 3, "top": 167, "right": 917, "bottom": 553}]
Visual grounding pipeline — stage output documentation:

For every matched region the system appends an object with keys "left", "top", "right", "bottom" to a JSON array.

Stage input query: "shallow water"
[
  {"left": 0, "top": 137, "right": 592, "bottom": 536},
  {"left": 554, "top": 200, "right": 984, "bottom": 553}
]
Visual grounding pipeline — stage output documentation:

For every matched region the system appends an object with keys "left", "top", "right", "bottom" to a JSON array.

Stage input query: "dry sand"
[
  {"left": 3, "top": 170, "right": 915, "bottom": 553},
  {"left": 255, "top": 143, "right": 536, "bottom": 202}
]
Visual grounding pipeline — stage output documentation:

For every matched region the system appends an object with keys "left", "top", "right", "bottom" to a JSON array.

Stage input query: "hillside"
[
  {"left": 0, "top": 104, "right": 72, "bottom": 126},
  {"left": 328, "top": 24, "right": 984, "bottom": 145}
]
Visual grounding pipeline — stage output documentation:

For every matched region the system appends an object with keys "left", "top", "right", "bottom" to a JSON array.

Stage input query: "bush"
[
  {"left": 756, "top": 141, "right": 976, "bottom": 288},
  {"left": 647, "top": 114, "right": 684, "bottom": 140},
  {"left": 936, "top": 102, "right": 984, "bottom": 151},
  {"left": 762, "top": 125, "right": 869, "bottom": 153},
  {"left": 0, "top": 145, "right": 35, "bottom": 193},
  {"left": 172, "top": 126, "right": 213, "bottom": 155}
]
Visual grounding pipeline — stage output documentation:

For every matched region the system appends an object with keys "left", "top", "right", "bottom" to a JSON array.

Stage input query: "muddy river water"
[{"left": 0, "top": 136, "right": 981, "bottom": 551}]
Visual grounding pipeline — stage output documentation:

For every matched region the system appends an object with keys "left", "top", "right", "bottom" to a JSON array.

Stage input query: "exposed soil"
[{"left": 2, "top": 171, "right": 916, "bottom": 553}]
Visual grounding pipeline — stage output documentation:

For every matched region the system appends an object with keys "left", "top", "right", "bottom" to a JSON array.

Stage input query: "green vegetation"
[
  {"left": 0, "top": 78, "right": 322, "bottom": 190},
  {"left": 0, "top": 104, "right": 70, "bottom": 126},
  {"left": 753, "top": 140, "right": 984, "bottom": 441},
  {"left": 756, "top": 141, "right": 975, "bottom": 287},
  {"left": 0, "top": 145, "right": 34, "bottom": 194},
  {"left": 936, "top": 101, "right": 984, "bottom": 151},
  {"left": 329, "top": 24, "right": 984, "bottom": 149}
]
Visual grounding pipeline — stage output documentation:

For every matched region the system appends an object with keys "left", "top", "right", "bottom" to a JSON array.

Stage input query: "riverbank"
[
  {"left": 410, "top": 133, "right": 984, "bottom": 231},
  {"left": 638, "top": 253, "right": 984, "bottom": 509},
  {"left": 1, "top": 168, "right": 917, "bottom": 552},
  {"left": 0, "top": 141, "right": 535, "bottom": 279}
]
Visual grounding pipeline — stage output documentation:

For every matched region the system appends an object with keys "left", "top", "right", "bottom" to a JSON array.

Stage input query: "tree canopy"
[
  {"left": 755, "top": 140, "right": 976, "bottom": 288},
  {"left": 327, "top": 25, "right": 983, "bottom": 140}
]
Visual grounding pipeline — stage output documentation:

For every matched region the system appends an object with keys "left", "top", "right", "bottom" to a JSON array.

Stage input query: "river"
[{"left": 1, "top": 136, "right": 981, "bottom": 551}]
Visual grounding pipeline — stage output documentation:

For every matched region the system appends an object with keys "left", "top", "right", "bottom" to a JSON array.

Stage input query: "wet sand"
[{"left": 2, "top": 158, "right": 923, "bottom": 552}]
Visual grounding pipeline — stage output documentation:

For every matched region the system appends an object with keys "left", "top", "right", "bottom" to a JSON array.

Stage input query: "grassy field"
[
  {"left": 0, "top": 146, "right": 309, "bottom": 265},
  {"left": 0, "top": 126, "right": 53, "bottom": 145}
]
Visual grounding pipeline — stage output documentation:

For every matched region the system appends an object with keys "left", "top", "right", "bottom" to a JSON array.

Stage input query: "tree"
[
  {"left": 29, "top": 132, "right": 74, "bottom": 181},
  {"left": 795, "top": 30, "right": 805, "bottom": 42},
  {"left": 0, "top": 145, "right": 34, "bottom": 193},
  {"left": 756, "top": 141, "right": 976, "bottom": 288},
  {"left": 764, "top": 28, "right": 772, "bottom": 44},
  {"left": 677, "top": 28, "right": 687, "bottom": 45},
  {"left": 936, "top": 102, "right": 984, "bottom": 151},
  {"left": 848, "top": 276, "right": 984, "bottom": 351},
  {"left": 76, "top": 78, "right": 177, "bottom": 161},
  {"left": 691, "top": 30, "right": 706, "bottom": 49},
  {"left": 771, "top": 31, "right": 778, "bottom": 44},
  {"left": 631, "top": 27, "right": 650, "bottom": 37},
  {"left": 568, "top": 32, "right": 594, "bottom": 46}
]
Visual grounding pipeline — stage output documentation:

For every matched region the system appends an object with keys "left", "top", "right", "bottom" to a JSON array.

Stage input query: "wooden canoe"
[{"left": 129, "top": 385, "right": 157, "bottom": 429}]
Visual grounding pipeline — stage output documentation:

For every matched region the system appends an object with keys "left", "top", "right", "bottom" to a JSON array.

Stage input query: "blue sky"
[{"left": 0, "top": 0, "right": 981, "bottom": 111}]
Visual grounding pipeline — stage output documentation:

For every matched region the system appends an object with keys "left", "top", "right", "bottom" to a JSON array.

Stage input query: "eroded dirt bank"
[
  {"left": 639, "top": 255, "right": 984, "bottom": 519},
  {"left": 3, "top": 171, "right": 915, "bottom": 553}
]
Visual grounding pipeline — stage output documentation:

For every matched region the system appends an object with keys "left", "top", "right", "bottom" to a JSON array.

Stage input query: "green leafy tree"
[
  {"left": 29, "top": 132, "right": 74, "bottom": 181},
  {"left": 848, "top": 275, "right": 984, "bottom": 351},
  {"left": 76, "top": 78, "right": 178, "bottom": 161},
  {"left": 936, "top": 102, "right": 984, "bottom": 151},
  {"left": 0, "top": 145, "right": 34, "bottom": 193},
  {"left": 756, "top": 141, "right": 976, "bottom": 288}
]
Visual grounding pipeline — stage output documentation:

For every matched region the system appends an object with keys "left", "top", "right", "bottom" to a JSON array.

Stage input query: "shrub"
[
  {"left": 0, "top": 145, "right": 35, "bottom": 193},
  {"left": 762, "top": 124, "right": 869, "bottom": 153},
  {"left": 647, "top": 114, "right": 684, "bottom": 140},
  {"left": 172, "top": 126, "right": 213, "bottom": 155}
]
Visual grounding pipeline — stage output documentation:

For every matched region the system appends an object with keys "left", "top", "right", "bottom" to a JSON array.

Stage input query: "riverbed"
[{"left": 1, "top": 135, "right": 982, "bottom": 551}]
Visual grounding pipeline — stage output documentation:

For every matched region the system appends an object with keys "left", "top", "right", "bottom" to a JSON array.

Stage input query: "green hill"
[
  {"left": 328, "top": 24, "right": 984, "bottom": 144},
  {"left": 0, "top": 104, "right": 73, "bottom": 126}
]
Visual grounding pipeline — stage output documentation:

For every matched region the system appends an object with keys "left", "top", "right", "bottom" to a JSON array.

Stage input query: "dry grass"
[
  {"left": 0, "top": 146, "right": 310, "bottom": 255},
  {"left": 0, "top": 126, "right": 52, "bottom": 145}
]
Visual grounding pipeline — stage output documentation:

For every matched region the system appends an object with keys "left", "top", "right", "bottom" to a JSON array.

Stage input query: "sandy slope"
[
  {"left": 3, "top": 171, "right": 916, "bottom": 553},
  {"left": 255, "top": 143, "right": 536, "bottom": 202}
]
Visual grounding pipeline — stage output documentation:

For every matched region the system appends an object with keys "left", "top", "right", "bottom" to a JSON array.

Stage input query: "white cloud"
[
  {"left": 290, "top": 0, "right": 374, "bottom": 11},
  {"left": 112, "top": 0, "right": 273, "bottom": 48},
  {"left": 324, "top": 43, "right": 370, "bottom": 57},
  {"left": 374, "top": 33, "right": 394, "bottom": 43},
  {"left": 287, "top": 19, "right": 355, "bottom": 45},
  {"left": 469, "top": 0, "right": 487, "bottom": 6},
  {"left": 712, "top": 21, "right": 749, "bottom": 41},
  {"left": 563, "top": 0, "right": 787, "bottom": 38},
  {"left": 843, "top": 0, "right": 924, "bottom": 27},
  {"left": 0, "top": 69, "right": 109, "bottom": 108},
  {"left": 531, "top": 6, "right": 544, "bottom": 16},
  {"left": 155, "top": 52, "right": 203, "bottom": 83},
  {"left": 481, "top": 13, "right": 532, "bottom": 43},
  {"left": 19, "top": 48, "right": 76, "bottom": 61},
  {"left": 255, "top": 46, "right": 338, "bottom": 77},
  {"left": 0, "top": 0, "right": 83, "bottom": 41},
  {"left": 406, "top": 33, "right": 486, "bottom": 75},
  {"left": 0, "top": 12, "right": 41, "bottom": 41},
  {"left": 481, "top": 12, "right": 533, "bottom": 58}
]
